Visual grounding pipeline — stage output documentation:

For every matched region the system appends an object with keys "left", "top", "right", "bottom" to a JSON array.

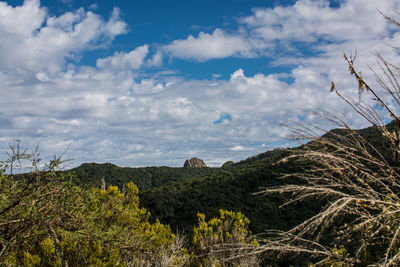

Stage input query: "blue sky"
[{"left": 1, "top": 0, "right": 400, "bottom": 168}]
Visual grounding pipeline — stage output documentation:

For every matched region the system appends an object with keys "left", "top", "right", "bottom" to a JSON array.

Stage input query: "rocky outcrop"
[
  {"left": 221, "top": 161, "right": 234, "bottom": 169},
  {"left": 183, "top": 157, "right": 207, "bottom": 168}
]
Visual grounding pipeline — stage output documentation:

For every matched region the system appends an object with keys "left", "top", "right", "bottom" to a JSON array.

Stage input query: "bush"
[
  {"left": 0, "top": 146, "right": 189, "bottom": 266},
  {"left": 192, "top": 209, "right": 259, "bottom": 266}
]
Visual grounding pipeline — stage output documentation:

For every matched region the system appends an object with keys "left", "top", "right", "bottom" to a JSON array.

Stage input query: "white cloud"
[
  {"left": 89, "top": 3, "right": 98, "bottom": 10},
  {"left": 241, "top": 0, "right": 393, "bottom": 42},
  {"left": 163, "top": 0, "right": 400, "bottom": 61},
  {"left": 0, "top": 1, "right": 127, "bottom": 75},
  {"left": 231, "top": 145, "right": 245, "bottom": 151},
  {"left": 0, "top": 0, "right": 45, "bottom": 35},
  {"left": 0, "top": 62, "right": 342, "bottom": 166},
  {"left": 243, "top": 0, "right": 400, "bottom": 57},
  {"left": 1, "top": 0, "right": 400, "bottom": 168},
  {"left": 146, "top": 51, "right": 163, "bottom": 67},
  {"left": 103, "top": 7, "right": 127, "bottom": 39},
  {"left": 96, "top": 45, "right": 149, "bottom": 70},
  {"left": 163, "top": 29, "right": 253, "bottom": 61}
]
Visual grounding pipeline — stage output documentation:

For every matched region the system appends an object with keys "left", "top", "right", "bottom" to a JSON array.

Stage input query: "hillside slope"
[
  {"left": 67, "top": 122, "right": 393, "bottom": 236},
  {"left": 139, "top": 149, "right": 317, "bottom": 234},
  {"left": 69, "top": 162, "right": 220, "bottom": 191},
  {"left": 140, "top": 122, "right": 394, "bottom": 234}
]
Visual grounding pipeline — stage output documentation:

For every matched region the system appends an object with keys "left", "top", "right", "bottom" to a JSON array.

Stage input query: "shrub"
[
  {"left": 192, "top": 209, "right": 259, "bottom": 266},
  {"left": 0, "top": 146, "right": 189, "bottom": 266}
]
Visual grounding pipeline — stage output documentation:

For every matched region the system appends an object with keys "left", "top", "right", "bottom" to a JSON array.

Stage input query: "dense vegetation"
[
  {"left": 69, "top": 162, "right": 221, "bottom": 191},
  {"left": 56, "top": 120, "right": 394, "bottom": 240},
  {"left": 0, "top": 152, "right": 259, "bottom": 266},
  {"left": 137, "top": 124, "right": 392, "bottom": 236},
  {"left": 0, "top": 164, "right": 185, "bottom": 265},
  {"left": 140, "top": 148, "right": 309, "bottom": 235},
  {"left": 66, "top": 148, "right": 328, "bottom": 236}
]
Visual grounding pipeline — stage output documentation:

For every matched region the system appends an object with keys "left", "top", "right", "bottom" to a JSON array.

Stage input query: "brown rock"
[{"left": 183, "top": 157, "right": 207, "bottom": 168}]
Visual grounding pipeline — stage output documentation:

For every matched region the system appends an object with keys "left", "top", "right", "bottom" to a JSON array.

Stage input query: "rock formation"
[{"left": 183, "top": 157, "right": 207, "bottom": 168}]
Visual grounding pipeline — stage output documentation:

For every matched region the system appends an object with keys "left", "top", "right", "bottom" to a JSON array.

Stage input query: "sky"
[{"left": 1, "top": 0, "right": 400, "bottom": 168}]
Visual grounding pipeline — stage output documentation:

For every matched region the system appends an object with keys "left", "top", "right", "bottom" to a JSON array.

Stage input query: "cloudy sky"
[{"left": 1, "top": 0, "right": 400, "bottom": 168}]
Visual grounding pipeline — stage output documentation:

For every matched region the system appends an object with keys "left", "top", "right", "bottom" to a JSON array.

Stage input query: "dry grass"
[{"left": 254, "top": 13, "right": 400, "bottom": 266}]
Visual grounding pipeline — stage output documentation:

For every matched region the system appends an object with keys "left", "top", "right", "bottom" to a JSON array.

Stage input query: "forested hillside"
[
  {"left": 0, "top": 159, "right": 258, "bottom": 266},
  {"left": 139, "top": 122, "right": 394, "bottom": 235},
  {"left": 69, "top": 162, "right": 220, "bottom": 191},
  {"left": 61, "top": 122, "right": 394, "bottom": 238}
]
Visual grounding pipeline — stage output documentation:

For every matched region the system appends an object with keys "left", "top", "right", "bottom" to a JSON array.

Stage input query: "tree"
[{"left": 255, "top": 12, "right": 400, "bottom": 266}]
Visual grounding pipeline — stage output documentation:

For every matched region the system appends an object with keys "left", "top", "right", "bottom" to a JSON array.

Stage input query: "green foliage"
[
  {"left": 138, "top": 123, "right": 397, "bottom": 240},
  {"left": 78, "top": 182, "right": 178, "bottom": 264},
  {"left": 193, "top": 210, "right": 258, "bottom": 246},
  {"left": 70, "top": 162, "right": 221, "bottom": 191},
  {"left": 0, "top": 169, "right": 85, "bottom": 265},
  {"left": 140, "top": 148, "right": 322, "bottom": 235},
  {"left": 0, "top": 150, "right": 188, "bottom": 266},
  {"left": 192, "top": 209, "right": 259, "bottom": 266}
]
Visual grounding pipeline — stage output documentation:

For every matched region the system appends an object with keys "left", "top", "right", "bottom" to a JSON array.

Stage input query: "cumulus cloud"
[
  {"left": 242, "top": 0, "right": 392, "bottom": 43},
  {"left": 96, "top": 45, "right": 149, "bottom": 70},
  {"left": 0, "top": 62, "right": 341, "bottom": 166},
  {"left": 0, "top": 0, "right": 45, "bottom": 35},
  {"left": 164, "top": 0, "right": 400, "bottom": 61},
  {"left": 0, "top": 1, "right": 127, "bottom": 75},
  {"left": 1, "top": 0, "right": 400, "bottom": 168},
  {"left": 163, "top": 29, "right": 254, "bottom": 61}
]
